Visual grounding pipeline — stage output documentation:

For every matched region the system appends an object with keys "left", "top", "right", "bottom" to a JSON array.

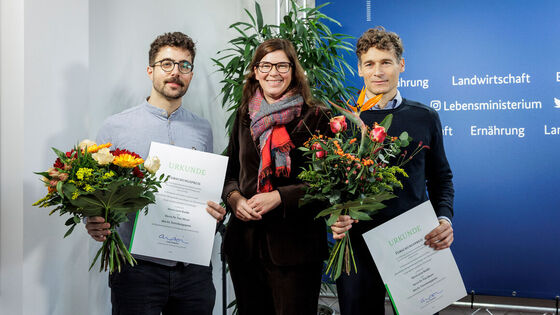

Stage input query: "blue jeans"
[{"left": 109, "top": 259, "right": 215, "bottom": 315}]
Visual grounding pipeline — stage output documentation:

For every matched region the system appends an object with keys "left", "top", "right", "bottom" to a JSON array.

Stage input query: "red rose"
[
  {"left": 311, "top": 142, "right": 326, "bottom": 159},
  {"left": 370, "top": 125, "right": 387, "bottom": 143},
  {"left": 53, "top": 158, "right": 64, "bottom": 169},
  {"left": 329, "top": 115, "right": 347, "bottom": 134},
  {"left": 133, "top": 166, "right": 145, "bottom": 179}
]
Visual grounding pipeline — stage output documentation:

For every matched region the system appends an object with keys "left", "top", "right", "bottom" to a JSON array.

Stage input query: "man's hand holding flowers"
[
  {"left": 330, "top": 215, "right": 358, "bottom": 240},
  {"left": 86, "top": 216, "right": 111, "bottom": 242}
]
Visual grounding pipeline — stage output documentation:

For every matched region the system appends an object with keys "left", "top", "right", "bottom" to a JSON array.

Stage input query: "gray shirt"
[{"left": 96, "top": 99, "right": 213, "bottom": 266}]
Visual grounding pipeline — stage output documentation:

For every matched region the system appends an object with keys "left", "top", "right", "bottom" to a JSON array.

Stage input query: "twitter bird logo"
[{"left": 555, "top": 98, "right": 560, "bottom": 108}]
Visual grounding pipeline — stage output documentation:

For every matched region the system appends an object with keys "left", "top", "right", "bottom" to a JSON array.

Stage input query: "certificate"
[
  {"left": 363, "top": 200, "right": 466, "bottom": 315},
  {"left": 129, "top": 142, "right": 228, "bottom": 266}
]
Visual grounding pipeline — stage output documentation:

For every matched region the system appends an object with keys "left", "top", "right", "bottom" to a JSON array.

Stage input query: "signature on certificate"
[
  {"left": 159, "top": 233, "right": 189, "bottom": 245},
  {"left": 420, "top": 290, "right": 443, "bottom": 305}
]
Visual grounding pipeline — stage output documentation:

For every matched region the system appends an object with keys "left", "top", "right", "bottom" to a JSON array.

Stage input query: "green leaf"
[
  {"left": 315, "top": 204, "right": 339, "bottom": 218},
  {"left": 255, "top": 2, "right": 263, "bottom": 31},
  {"left": 379, "top": 114, "right": 393, "bottom": 131},
  {"left": 52, "top": 147, "right": 67, "bottom": 160},
  {"left": 243, "top": 9, "right": 256, "bottom": 27},
  {"left": 63, "top": 224, "right": 76, "bottom": 238},
  {"left": 348, "top": 209, "right": 373, "bottom": 221},
  {"left": 400, "top": 139, "right": 410, "bottom": 147},
  {"left": 64, "top": 217, "right": 75, "bottom": 226},
  {"left": 399, "top": 131, "right": 409, "bottom": 141},
  {"left": 334, "top": 237, "right": 346, "bottom": 280},
  {"left": 326, "top": 210, "right": 342, "bottom": 226}
]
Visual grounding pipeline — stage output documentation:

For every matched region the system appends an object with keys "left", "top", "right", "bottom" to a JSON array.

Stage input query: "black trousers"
[
  {"left": 336, "top": 234, "right": 389, "bottom": 315},
  {"left": 228, "top": 255, "right": 323, "bottom": 315},
  {"left": 109, "top": 259, "right": 215, "bottom": 315}
]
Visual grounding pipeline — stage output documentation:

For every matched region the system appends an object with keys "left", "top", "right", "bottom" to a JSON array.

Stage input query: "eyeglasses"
[
  {"left": 151, "top": 59, "right": 194, "bottom": 74},
  {"left": 256, "top": 62, "right": 292, "bottom": 73}
]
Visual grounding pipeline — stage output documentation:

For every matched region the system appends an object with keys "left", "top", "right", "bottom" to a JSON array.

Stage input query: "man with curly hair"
[
  {"left": 331, "top": 26, "right": 455, "bottom": 315},
  {"left": 85, "top": 32, "right": 225, "bottom": 315}
]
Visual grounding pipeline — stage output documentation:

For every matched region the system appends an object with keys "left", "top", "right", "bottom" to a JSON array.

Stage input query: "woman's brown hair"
[{"left": 240, "top": 38, "right": 315, "bottom": 114}]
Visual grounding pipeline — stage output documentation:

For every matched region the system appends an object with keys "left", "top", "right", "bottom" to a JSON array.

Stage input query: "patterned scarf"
[{"left": 249, "top": 89, "right": 303, "bottom": 193}]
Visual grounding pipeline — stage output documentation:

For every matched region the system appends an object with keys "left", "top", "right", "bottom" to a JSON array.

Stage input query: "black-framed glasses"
[
  {"left": 256, "top": 62, "right": 292, "bottom": 73},
  {"left": 151, "top": 59, "right": 194, "bottom": 74}
]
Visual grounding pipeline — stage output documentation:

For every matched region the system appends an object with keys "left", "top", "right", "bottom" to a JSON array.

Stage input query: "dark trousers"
[
  {"left": 109, "top": 259, "right": 215, "bottom": 315},
  {"left": 228, "top": 257, "right": 323, "bottom": 315},
  {"left": 336, "top": 234, "right": 389, "bottom": 315}
]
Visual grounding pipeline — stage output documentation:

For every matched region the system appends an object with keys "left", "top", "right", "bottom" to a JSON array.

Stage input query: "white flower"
[
  {"left": 144, "top": 156, "right": 160, "bottom": 174},
  {"left": 92, "top": 147, "right": 114, "bottom": 165},
  {"left": 79, "top": 139, "right": 97, "bottom": 151}
]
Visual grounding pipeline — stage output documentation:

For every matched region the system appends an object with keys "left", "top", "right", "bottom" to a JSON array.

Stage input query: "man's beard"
[{"left": 156, "top": 77, "right": 187, "bottom": 100}]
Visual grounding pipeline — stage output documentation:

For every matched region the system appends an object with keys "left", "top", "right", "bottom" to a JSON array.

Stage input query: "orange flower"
[
  {"left": 362, "top": 159, "right": 374, "bottom": 166},
  {"left": 113, "top": 154, "right": 144, "bottom": 168},
  {"left": 87, "top": 142, "right": 112, "bottom": 153},
  {"left": 354, "top": 87, "right": 384, "bottom": 112}
]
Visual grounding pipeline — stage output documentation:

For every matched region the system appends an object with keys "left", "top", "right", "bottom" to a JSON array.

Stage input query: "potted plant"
[{"left": 213, "top": 0, "right": 357, "bottom": 133}]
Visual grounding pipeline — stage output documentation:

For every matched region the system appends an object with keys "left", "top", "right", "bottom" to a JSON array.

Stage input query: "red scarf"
[{"left": 249, "top": 89, "right": 303, "bottom": 192}]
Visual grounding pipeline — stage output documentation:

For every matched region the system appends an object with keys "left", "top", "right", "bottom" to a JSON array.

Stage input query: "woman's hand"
[
  {"left": 228, "top": 191, "right": 262, "bottom": 221},
  {"left": 247, "top": 190, "right": 281, "bottom": 216}
]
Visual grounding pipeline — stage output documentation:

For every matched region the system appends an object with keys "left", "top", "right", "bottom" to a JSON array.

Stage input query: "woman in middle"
[{"left": 221, "top": 38, "right": 332, "bottom": 315}]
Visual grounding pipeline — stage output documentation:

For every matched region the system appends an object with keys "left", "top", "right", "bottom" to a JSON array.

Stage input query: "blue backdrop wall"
[{"left": 315, "top": 0, "right": 560, "bottom": 299}]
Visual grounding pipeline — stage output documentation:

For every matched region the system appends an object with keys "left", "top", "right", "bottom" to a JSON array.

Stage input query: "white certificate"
[
  {"left": 363, "top": 200, "right": 466, "bottom": 315},
  {"left": 129, "top": 142, "right": 228, "bottom": 266}
]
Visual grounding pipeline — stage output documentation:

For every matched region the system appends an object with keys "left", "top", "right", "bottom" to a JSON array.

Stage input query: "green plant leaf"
[
  {"left": 326, "top": 210, "right": 342, "bottom": 226},
  {"left": 63, "top": 224, "right": 76, "bottom": 238},
  {"left": 379, "top": 114, "right": 393, "bottom": 131},
  {"left": 255, "top": 2, "right": 263, "bottom": 31}
]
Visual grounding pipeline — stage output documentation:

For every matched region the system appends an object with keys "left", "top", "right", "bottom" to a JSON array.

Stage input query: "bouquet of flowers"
[
  {"left": 298, "top": 88, "right": 427, "bottom": 280},
  {"left": 33, "top": 139, "right": 167, "bottom": 273}
]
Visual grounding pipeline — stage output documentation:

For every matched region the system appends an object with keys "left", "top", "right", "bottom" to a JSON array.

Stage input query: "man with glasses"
[{"left": 85, "top": 32, "right": 225, "bottom": 315}]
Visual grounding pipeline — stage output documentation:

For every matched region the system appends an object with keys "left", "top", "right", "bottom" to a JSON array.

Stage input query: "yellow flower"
[
  {"left": 72, "top": 190, "right": 80, "bottom": 200},
  {"left": 78, "top": 139, "right": 97, "bottom": 151},
  {"left": 76, "top": 168, "right": 94, "bottom": 180},
  {"left": 87, "top": 142, "right": 112, "bottom": 153},
  {"left": 102, "top": 170, "right": 115, "bottom": 180},
  {"left": 84, "top": 184, "right": 95, "bottom": 192},
  {"left": 113, "top": 154, "right": 144, "bottom": 168}
]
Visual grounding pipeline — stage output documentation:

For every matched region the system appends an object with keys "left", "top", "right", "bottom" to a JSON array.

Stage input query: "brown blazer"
[{"left": 222, "top": 103, "right": 331, "bottom": 266}]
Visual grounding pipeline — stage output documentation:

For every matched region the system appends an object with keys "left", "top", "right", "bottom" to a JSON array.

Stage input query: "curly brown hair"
[
  {"left": 240, "top": 38, "right": 315, "bottom": 114},
  {"left": 149, "top": 32, "right": 196, "bottom": 65},
  {"left": 356, "top": 26, "right": 403, "bottom": 62}
]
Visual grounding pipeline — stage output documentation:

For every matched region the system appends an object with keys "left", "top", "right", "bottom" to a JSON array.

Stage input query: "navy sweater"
[{"left": 352, "top": 98, "right": 454, "bottom": 234}]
